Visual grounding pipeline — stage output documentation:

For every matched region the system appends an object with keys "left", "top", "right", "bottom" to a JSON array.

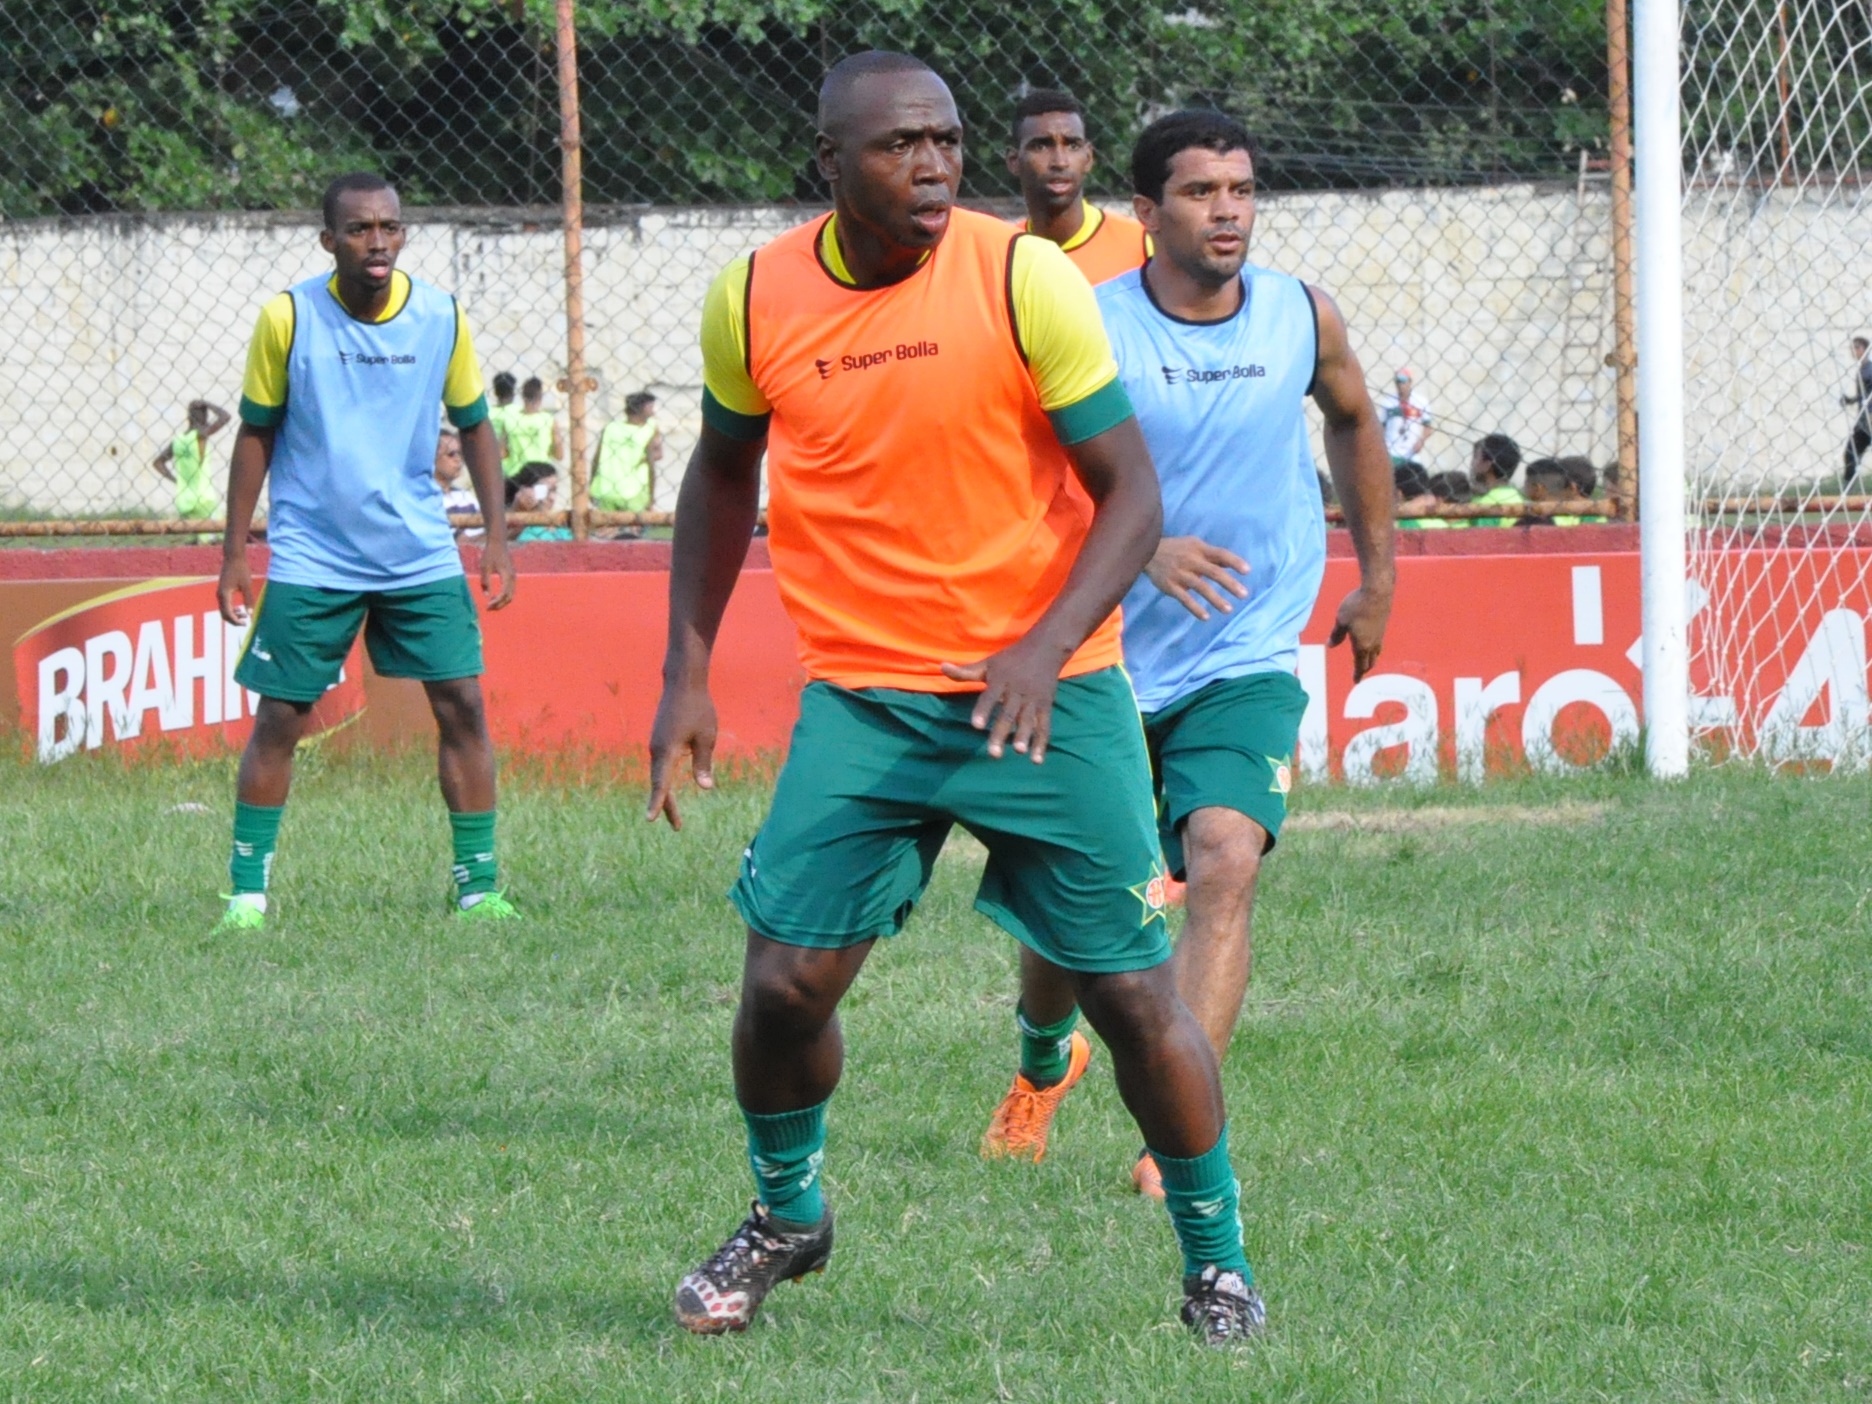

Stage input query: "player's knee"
[
  {"left": 1076, "top": 965, "right": 1177, "bottom": 1053},
  {"left": 740, "top": 961, "right": 839, "bottom": 1041},
  {"left": 426, "top": 679, "right": 487, "bottom": 740},
  {"left": 1182, "top": 811, "right": 1265, "bottom": 892}
]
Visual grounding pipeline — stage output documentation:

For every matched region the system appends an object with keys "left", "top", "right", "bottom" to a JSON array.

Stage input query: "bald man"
[{"left": 649, "top": 51, "right": 1265, "bottom": 1346}]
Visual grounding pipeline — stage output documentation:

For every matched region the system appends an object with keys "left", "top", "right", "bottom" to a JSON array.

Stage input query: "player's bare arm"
[
  {"left": 942, "top": 416, "right": 1162, "bottom": 763},
  {"left": 152, "top": 443, "right": 176, "bottom": 482},
  {"left": 646, "top": 423, "right": 765, "bottom": 827},
  {"left": 1308, "top": 283, "right": 1395, "bottom": 680},
  {"left": 460, "top": 418, "right": 516, "bottom": 610},
  {"left": 217, "top": 423, "right": 273, "bottom": 626},
  {"left": 1146, "top": 537, "right": 1250, "bottom": 621}
]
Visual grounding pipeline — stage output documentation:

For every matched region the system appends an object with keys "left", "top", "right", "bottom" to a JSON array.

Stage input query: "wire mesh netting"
[
  {"left": 1680, "top": 0, "right": 1872, "bottom": 764},
  {"left": 2, "top": 0, "right": 1621, "bottom": 531}
]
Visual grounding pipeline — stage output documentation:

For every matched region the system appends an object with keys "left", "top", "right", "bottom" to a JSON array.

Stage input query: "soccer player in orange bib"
[
  {"left": 1006, "top": 89, "right": 1150, "bottom": 285},
  {"left": 647, "top": 51, "right": 1264, "bottom": 1346}
]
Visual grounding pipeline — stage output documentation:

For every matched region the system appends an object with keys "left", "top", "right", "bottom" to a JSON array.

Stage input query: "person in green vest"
[
  {"left": 591, "top": 390, "right": 664, "bottom": 515},
  {"left": 152, "top": 399, "right": 232, "bottom": 520},
  {"left": 503, "top": 376, "right": 562, "bottom": 474},
  {"left": 1468, "top": 432, "right": 1525, "bottom": 526},
  {"left": 488, "top": 371, "right": 521, "bottom": 476}
]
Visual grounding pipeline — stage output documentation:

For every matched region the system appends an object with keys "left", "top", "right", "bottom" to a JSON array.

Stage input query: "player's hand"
[
  {"left": 1145, "top": 536, "right": 1250, "bottom": 621},
  {"left": 1328, "top": 583, "right": 1392, "bottom": 682},
  {"left": 480, "top": 538, "right": 517, "bottom": 611},
  {"left": 217, "top": 553, "right": 254, "bottom": 626},
  {"left": 646, "top": 680, "right": 717, "bottom": 829},
  {"left": 940, "top": 633, "right": 1071, "bottom": 763}
]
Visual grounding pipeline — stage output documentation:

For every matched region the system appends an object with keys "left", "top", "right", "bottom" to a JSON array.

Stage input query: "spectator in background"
[
  {"left": 1840, "top": 336, "right": 1871, "bottom": 486},
  {"left": 489, "top": 371, "right": 521, "bottom": 475},
  {"left": 435, "top": 426, "right": 481, "bottom": 538},
  {"left": 1469, "top": 432, "right": 1524, "bottom": 526},
  {"left": 1521, "top": 458, "right": 1567, "bottom": 525},
  {"left": 506, "top": 460, "right": 573, "bottom": 541},
  {"left": 1394, "top": 461, "right": 1451, "bottom": 529},
  {"left": 1378, "top": 367, "right": 1433, "bottom": 468},
  {"left": 1430, "top": 470, "right": 1474, "bottom": 528},
  {"left": 153, "top": 399, "right": 231, "bottom": 519},
  {"left": 504, "top": 377, "right": 563, "bottom": 474},
  {"left": 1557, "top": 456, "right": 1608, "bottom": 524},
  {"left": 591, "top": 390, "right": 663, "bottom": 514}
]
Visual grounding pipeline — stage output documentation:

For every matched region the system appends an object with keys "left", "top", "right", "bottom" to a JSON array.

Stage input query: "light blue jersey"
[
  {"left": 266, "top": 275, "right": 464, "bottom": 591},
  {"left": 1100, "top": 264, "right": 1325, "bottom": 713}
]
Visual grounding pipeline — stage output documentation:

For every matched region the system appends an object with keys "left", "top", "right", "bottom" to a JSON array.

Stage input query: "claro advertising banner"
[{"left": 6, "top": 552, "right": 1869, "bottom": 777}]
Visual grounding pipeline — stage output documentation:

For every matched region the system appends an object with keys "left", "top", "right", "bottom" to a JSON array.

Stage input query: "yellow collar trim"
[
  {"left": 819, "top": 214, "right": 931, "bottom": 287},
  {"left": 325, "top": 268, "right": 410, "bottom": 322},
  {"left": 1057, "top": 199, "right": 1105, "bottom": 252}
]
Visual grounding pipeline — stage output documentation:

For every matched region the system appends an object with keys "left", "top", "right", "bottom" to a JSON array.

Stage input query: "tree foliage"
[{"left": 1, "top": 0, "right": 1614, "bottom": 217}]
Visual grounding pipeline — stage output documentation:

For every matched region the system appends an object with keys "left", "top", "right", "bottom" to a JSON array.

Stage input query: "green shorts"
[
  {"left": 234, "top": 576, "right": 484, "bottom": 703},
  {"left": 1144, "top": 670, "right": 1309, "bottom": 878},
  {"left": 731, "top": 666, "right": 1172, "bottom": 974}
]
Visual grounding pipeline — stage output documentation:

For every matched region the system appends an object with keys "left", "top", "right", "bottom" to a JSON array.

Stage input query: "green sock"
[
  {"left": 742, "top": 1099, "right": 828, "bottom": 1229},
  {"left": 1153, "top": 1124, "right": 1252, "bottom": 1279},
  {"left": 449, "top": 810, "right": 497, "bottom": 900},
  {"left": 229, "top": 802, "right": 284, "bottom": 895},
  {"left": 1017, "top": 1002, "right": 1079, "bottom": 1086}
]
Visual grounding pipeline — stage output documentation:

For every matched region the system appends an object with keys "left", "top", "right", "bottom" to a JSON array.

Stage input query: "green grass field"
[{"left": 1, "top": 748, "right": 1868, "bottom": 1401}]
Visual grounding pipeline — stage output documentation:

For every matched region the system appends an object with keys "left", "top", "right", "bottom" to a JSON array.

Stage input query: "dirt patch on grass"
[{"left": 1285, "top": 801, "right": 1610, "bottom": 834}]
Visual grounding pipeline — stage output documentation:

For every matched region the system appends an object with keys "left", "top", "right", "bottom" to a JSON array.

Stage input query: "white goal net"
[{"left": 1681, "top": 0, "right": 1872, "bottom": 767}]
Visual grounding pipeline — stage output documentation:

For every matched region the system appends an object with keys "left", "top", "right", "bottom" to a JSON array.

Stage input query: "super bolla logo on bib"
[{"left": 812, "top": 340, "right": 940, "bottom": 381}]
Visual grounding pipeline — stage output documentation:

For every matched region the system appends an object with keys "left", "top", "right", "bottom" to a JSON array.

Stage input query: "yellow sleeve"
[
  {"left": 698, "top": 257, "right": 772, "bottom": 438},
  {"left": 238, "top": 293, "right": 295, "bottom": 427},
  {"left": 1009, "top": 236, "right": 1129, "bottom": 442},
  {"left": 443, "top": 303, "right": 490, "bottom": 428}
]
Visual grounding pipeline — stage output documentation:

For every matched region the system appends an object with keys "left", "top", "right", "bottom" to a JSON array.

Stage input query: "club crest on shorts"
[
  {"left": 1270, "top": 757, "right": 1293, "bottom": 795},
  {"left": 1128, "top": 860, "right": 1171, "bottom": 926}
]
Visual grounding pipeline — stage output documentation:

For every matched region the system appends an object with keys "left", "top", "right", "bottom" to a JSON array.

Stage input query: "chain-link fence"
[{"left": 5, "top": 1, "right": 1628, "bottom": 532}]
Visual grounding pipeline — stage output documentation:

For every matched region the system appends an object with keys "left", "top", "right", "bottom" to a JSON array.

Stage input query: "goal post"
[{"left": 1635, "top": 0, "right": 1691, "bottom": 779}]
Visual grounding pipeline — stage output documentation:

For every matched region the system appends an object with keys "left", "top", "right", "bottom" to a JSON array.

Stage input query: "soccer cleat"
[
  {"left": 980, "top": 1029, "right": 1093, "bottom": 1163},
  {"left": 1181, "top": 1265, "right": 1266, "bottom": 1346},
  {"left": 1131, "top": 1149, "right": 1166, "bottom": 1200},
  {"left": 454, "top": 890, "right": 520, "bottom": 921},
  {"left": 674, "top": 1201, "right": 835, "bottom": 1335},
  {"left": 212, "top": 896, "right": 266, "bottom": 936}
]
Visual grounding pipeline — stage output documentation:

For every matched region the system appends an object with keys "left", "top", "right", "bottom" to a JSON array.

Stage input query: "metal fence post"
[
  {"left": 556, "top": 0, "right": 591, "bottom": 541},
  {"left": 1607, "top": 0, "right": 1640, "bottom": 521}
]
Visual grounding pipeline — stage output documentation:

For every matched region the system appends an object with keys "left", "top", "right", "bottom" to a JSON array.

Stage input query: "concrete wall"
[{"left": 4, "top": 182, "right": 1855, "bottom": 518}]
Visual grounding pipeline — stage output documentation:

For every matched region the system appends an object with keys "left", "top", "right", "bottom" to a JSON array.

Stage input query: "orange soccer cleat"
[
  {"left": 1131, "top": 1149, "right": 1166, "bottom": 1200},
  {"left": 979, "top": 1030, "right": 1093, "bottom": 1163}
]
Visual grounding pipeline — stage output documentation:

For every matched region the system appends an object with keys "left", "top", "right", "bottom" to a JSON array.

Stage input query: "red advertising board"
[
  {"left": 6, "top": 546, "right": 1869, "bottom": 778},
  {"left": 13, "top": 579, "right": 365, "bottom": 762}
]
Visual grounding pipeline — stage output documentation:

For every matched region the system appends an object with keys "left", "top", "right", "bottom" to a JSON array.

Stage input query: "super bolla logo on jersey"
[
  {"left": 1160, "top": 363, "right": 1266, "bottom": 385},
  {"left": 812, "top": 340, "right": 940, "bottom": 381},
  {"left": 336, "top": 350, "right": 417, "bottom": 367}
]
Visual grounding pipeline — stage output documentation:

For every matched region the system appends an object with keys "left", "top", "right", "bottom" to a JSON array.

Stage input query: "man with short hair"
[
  {"left": 650, "top": 51, "right": 1264, "bottom": 1347},
  {"left": 1378, "top": 368, "right": 1433, "bottom": 467},
  {"left": 1469, "top": 432, "right": 1524, "bottom": 526},
  {"left": 214, "top": 171, "right": 518, "bottom": 934},
  {"left": 1840, "top": 335, "right": 1871, "bottom": 485},
  {"left": 434, "top": 425, "right": 481, "bottom": 535},
  {"left": 591, "top": 390, "right": 662, "bottom": 513},
  {"left": 981, "top": 112, "right": 1395, "bottom": 1208},
  {"left": 489, "top": 371, "right": 521, "bottom": 476},
  {"left": 504, "top": 376, "right": 562, "bottom": 471},
  {"left": 1005, "top": 89, "right": 1149, "bottom": 285}
]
